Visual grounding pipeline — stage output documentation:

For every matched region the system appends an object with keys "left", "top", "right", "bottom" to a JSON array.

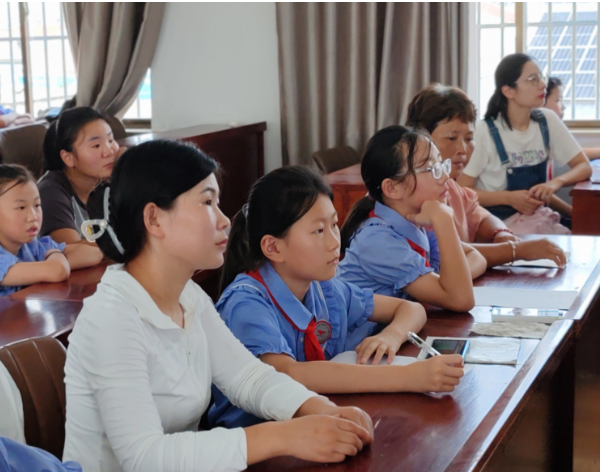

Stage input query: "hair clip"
[
  {"left": 242, "top": 203, "right": 249, "bottom": 219},
  {"left": 79, "top": 187, "right": 125, "bottom": 255},
  {"left": 81, "top": 219, "right": 108, "bottom": 242}
]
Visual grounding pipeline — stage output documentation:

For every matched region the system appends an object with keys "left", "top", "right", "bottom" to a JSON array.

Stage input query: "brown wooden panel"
[{"left": 0, "top": 298, "right": 82, "bottom": 348}]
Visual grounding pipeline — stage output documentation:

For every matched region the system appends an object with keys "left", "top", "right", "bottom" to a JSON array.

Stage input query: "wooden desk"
[
  {"left": 251, "top": 317, "right": 575, "bottom": 472},
  {"left": 571, "top": 161, "right": 600, "bottom": 235},
  {"left": 0, "top": 298, "right": 81, "bottom": 348}
]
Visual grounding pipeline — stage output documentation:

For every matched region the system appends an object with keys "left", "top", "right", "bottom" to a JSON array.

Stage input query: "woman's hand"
[
  {"left": 515, "top": 238, "right": 567, "bottom": 267},
  {"left": 406, "top": 200, "right": 454, "bottom": 227},
  {"left": 279, "top": 414, "right": 372, "bottom": 463},
  {"left": 493, "top": 231, "right": 519, "bottom": 243},
  {"left": 508, "top": 190, "right": 544, "bottom": 216},
  {"left": 528, "top": 179, "right": 563, "bottom": 203},
  {"left": 402, "top": 355, "right": 464, "bottom": 393},
  {"left": 355, "top": 332, "right": 403, "bottom": 365}
]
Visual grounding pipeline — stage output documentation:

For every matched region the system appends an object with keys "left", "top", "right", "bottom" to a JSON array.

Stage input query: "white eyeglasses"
[{"left": 396, "top": 159, "right": 452, "bottom": 180}]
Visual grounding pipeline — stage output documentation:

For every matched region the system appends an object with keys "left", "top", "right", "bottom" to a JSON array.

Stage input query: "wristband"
[
  {"left": 507, "top": 240, "right": 517, "bottom": 265},
  {"left": 492, "top": 228, "right": 514, "bottom": 241}
]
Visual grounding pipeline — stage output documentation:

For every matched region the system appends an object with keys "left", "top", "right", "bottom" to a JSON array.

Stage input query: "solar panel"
[{"left": 527, "top": 10, "right": 599, "bottom": 105}]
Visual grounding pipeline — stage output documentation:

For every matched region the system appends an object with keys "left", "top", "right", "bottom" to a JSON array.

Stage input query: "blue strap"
[
  {"left": 485, "top": 118, "right": 510, "bottom": 167},
  {"left": 530, "top": 108, "right": 550, "bottom": 154}
]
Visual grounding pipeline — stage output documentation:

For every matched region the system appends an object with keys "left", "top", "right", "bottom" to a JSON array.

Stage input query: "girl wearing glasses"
[
  {"left": 338, "top": 126, "right": 486, "bottom": 312},
  {"left": 456, "top": 53, "right": 591, "bottom": 231},
  {"left": 210, "top": 166, "right": 464, "bottom": 429},
  {"left": 406, "top": 83, "right": 566, "bottom": 268}
]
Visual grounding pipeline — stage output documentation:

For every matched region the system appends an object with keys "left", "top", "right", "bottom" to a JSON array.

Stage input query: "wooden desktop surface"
[
  {"left": 250, "top": 319, "right": 574, "bottom": 472},
  {"left": 3, "top": 234, "right": 599, "bottom": 470},
  {"left": 571, "top": 160, "right": 600, "bottom": 235}
]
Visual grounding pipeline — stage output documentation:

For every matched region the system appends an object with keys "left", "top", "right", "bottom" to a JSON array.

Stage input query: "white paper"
[
  {"left": 418, "top": 337, "right": 521, "bottom": 366},
  {"left": 330, "top": 350, "right": 419, "bottom": 366},
  {"left": 473, "top": 287, "right": 577, "bottom": 310},
  {"left": 503, "top": 251, "right": 570, "bottom": 269},
  {"left": 471, "top": 322, "right": 550, "bottom": 339},
  {"left": 465, "top": 338, "right": 520, "bottom": 365}
]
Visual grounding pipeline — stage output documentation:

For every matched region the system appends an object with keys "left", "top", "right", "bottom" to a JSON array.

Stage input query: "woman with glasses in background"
[{"left": 456, "top": 53, "right": 591, "bottom": 233}]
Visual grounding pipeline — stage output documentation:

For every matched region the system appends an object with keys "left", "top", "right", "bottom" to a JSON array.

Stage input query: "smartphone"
[{"left": 426, "top": 339, "right": 470, "bottom": 359}]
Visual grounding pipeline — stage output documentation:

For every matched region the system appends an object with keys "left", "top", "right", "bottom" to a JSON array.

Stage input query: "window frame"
[
  {"left": 2, "top": 2, "right": 150, "bottom": 128},
  {"left": 479, "top": 2, "right": 600, "bottom": 128}
]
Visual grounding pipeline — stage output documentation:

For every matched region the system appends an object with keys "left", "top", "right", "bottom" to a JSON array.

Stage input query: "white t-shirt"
[
  {"left": 463, "top": 108, "right": 582, "bottom": 192},
  {"left": 63, "top": 265, "right": 318, "bottom": 472}
]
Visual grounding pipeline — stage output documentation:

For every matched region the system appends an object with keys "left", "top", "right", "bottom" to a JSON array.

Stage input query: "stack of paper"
[{"left": 473, "top": 287, "right": 577, "bottom": 310}]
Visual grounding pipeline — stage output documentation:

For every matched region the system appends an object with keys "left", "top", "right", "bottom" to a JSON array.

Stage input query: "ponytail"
[
  {"left": 340, "top": 197, "right": 375, "bottom": 252},
  {"left": 339, "top": 126, "right": 427, "bottom": 251},
  {"left": 219, "top": 166, "right": 333, "bottom": 296},
  {"left": 220, "top": 210, "right": 252, "bottom": 293},
  {"left": 484, "top": 53, "right": 535, "bottom": 130},
  {"left": 87, "top": 181, "right": 126, "bottom": 263}
]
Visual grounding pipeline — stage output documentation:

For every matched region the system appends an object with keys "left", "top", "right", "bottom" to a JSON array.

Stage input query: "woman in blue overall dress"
[{"left": 457, "top": 53, "right": 591, "bottom": 230}]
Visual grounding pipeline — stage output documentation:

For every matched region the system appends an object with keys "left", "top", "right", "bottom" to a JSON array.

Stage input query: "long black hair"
[
  {"left": 220, "top": 166, "right": 333, "bottom": 294},
  {"left": 485, "top": 53, "right": 535, "bottom": 129},
  {"left": 87, "top": 139, "right": 218, "bottom": 264},
  {"left": 43, "top": 106, "right": 108, "bottom": 171},
  {"left": 340, "top": 126, "right": 428, "bottom": 251}
]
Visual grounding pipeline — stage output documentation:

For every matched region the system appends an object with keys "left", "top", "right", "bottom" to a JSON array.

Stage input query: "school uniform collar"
[
  {"left": 372, "top": 201, "right": 430, "bottom": 252},
  {"left": 258, "top": 262, "right": 319, "bottom": 331},
  {"left": 100, "top": 264, "right": 196, "bottom": 331}
]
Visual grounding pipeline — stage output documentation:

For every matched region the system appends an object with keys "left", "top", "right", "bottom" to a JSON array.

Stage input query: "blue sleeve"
[
  {"left": 331, "top": 279, "right": 374, "bottom": 333},
  {"left": 427, "top": 230, "right": 440, "bottom": 272},
  {"left": 216, "top": 287, "right": 296, "bottom": 359},
  {"left": 0, "top": 251, "right": 20, "bottom": 282},
  {"left": 354, "top": 226, "right": 434, "bottom": 292},
  {"left": 33, "top": 236, "right": 65, "bottom": 260}
]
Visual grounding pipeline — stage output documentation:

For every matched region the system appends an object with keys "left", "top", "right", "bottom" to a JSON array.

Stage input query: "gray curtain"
[
  {"left": 62, "top": 3, "right": 165, "bottom": 117},
  {"left": 276, "top": 2, "right": 469, "bottom": 166}
]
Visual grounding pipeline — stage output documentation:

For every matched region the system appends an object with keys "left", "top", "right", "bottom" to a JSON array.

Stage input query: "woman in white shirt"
[
  {"left": 62, "top": 139, "right": 373, "bottom": 472},
  {"left": 457, "top": 53, "right": 591, "bottom": 227}
]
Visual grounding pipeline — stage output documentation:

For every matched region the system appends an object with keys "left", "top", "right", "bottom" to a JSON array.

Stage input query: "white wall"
[{"left": 151, "top": 2, "right": 282, "bottom": 171}]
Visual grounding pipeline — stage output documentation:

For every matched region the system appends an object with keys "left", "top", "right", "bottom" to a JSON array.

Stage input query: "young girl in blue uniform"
[
  {"left": 210, "top": 166, "right": 464, "bottom": 428},
  {"left": 338, "top": 126, "right": 486, "bottom": 311},
  {"left": 0, "top": 164, "right": 102, "bottom": 296}
]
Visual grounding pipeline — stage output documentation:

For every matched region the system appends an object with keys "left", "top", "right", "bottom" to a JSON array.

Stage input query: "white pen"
[{"left": 407, "top": 331, "right": 441, "bottom": 357}]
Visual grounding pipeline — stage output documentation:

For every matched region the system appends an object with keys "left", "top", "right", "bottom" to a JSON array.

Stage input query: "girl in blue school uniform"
[
  {"left": 338, "top": 126, "right": 487, "bottom": 311},
  {"left": 0, "top": 164, "right": 101, "bottom": 296},
  {"left": 210, "top": 166, "right": 464, "bottom": 428}
]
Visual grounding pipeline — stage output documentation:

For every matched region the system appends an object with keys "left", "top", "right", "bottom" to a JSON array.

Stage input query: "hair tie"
[
  {"left": 241, "top": 203, "right": 249, "bottom": 219},
  {"left": 80, "top": 187, "right": 125, "bottom": 255},
  {"left": 366, "top": 192, "right": 375, "bottom": 202}
]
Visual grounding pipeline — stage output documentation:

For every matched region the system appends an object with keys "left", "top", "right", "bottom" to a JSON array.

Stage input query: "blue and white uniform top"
[
  {"left": 337, "top": 201, "right": 440, "bottom": 298},
  {"left": 209, "top": 261, "right": 375, "bottom": 428},
  {"left": 0, "top": 236, "right": 65, "bottom": 296}
]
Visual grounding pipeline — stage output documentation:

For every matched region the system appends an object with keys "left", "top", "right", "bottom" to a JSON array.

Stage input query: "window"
[
  {"left": 477, "top": 2, "right": 600, "bottom": 123},
  {"left": 0, "top": 2, "right": 150, "bottom": 123}
]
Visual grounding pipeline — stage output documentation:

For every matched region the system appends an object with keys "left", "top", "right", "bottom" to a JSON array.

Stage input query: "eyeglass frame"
[
  {"left": 394, "top": 158, "right": 452, "bottom": 181},
  {"left": 515, "top": 73, "right": 547, "bottom": 88}
]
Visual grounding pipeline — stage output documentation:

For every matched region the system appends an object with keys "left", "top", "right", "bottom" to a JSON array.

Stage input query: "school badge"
[{"left": 315, "top": 320, "right": 332, "bottom": 344}]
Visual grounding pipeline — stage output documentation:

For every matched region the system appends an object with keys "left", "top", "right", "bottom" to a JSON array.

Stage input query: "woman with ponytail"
[
  {"left": 211, "top": 166, "right": 464, "bottom": 429},
  {"left": 456, "top": 53, "right": 591, "bottom": 231},
  {"left": 338, "top": 126, "right": 486, "bottom": 311},
  {"left": 63, "top": 141, "right": 376, "bottom": 472}
]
